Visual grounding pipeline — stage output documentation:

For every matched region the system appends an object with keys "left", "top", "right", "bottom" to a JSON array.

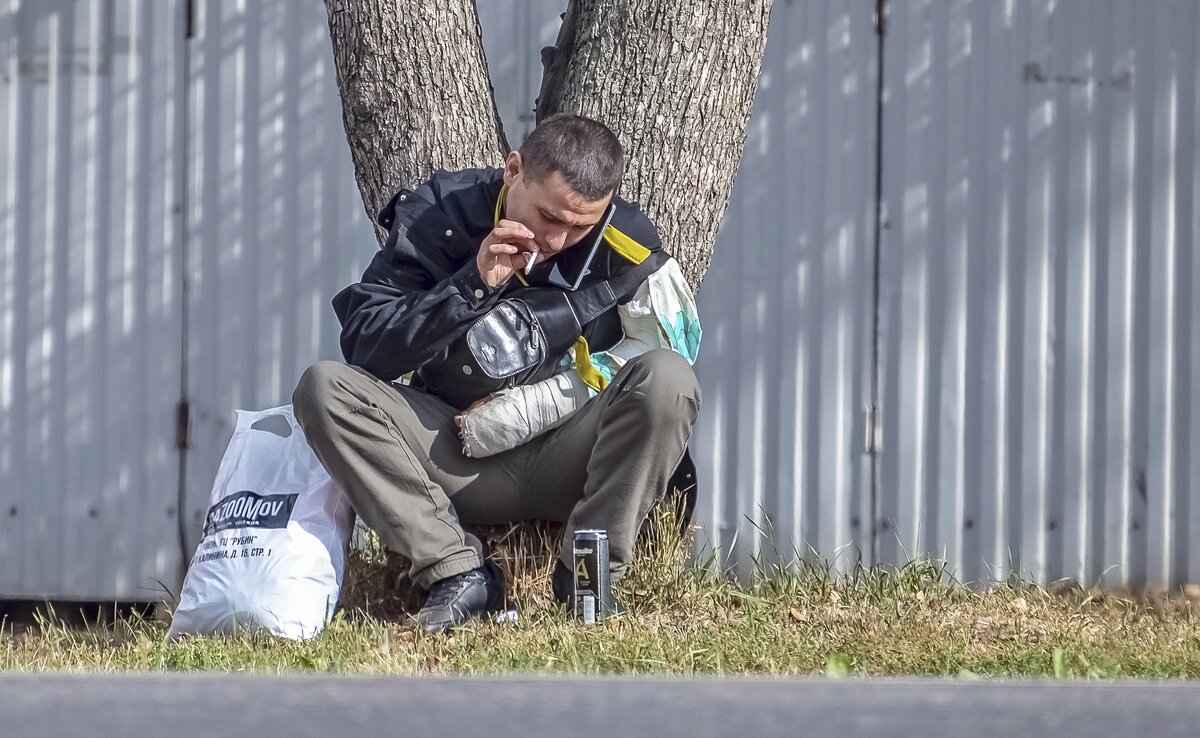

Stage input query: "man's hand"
[
  {"left": 454, "top": 396, "right": 492, "bottom": 428},
  {"left": 477, "top": 220, "right": 537, "bottom": 288}
]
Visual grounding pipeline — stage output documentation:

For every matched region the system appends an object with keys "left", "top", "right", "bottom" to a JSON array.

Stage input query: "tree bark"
[
  {"left": 325, "top": 0, "right": 773, "bottom": 287},
  {"left": 324, "top": 0, "right": 507, "bottom": 241},
  {"left": 538, "top": 0, "right": 774, "bottom": 289}
]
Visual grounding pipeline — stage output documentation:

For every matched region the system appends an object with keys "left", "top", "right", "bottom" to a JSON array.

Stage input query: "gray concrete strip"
[{"left": 1, "top": 674, "right": 1199, "bottom": 737}]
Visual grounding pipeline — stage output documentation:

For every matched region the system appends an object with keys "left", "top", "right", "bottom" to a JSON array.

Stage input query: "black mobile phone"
[{"left": 524, "top": 203, "right": 617, "bottom": 291}]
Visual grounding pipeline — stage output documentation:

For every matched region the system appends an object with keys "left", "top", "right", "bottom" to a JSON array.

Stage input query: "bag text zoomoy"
[{"left": 203, "top": 490, "right": 299, "bottom": 536}]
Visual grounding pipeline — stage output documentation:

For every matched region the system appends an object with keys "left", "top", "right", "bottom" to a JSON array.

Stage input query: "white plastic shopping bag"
[{"left": 169, "top": 404, "right": 354, "bottom": 641}]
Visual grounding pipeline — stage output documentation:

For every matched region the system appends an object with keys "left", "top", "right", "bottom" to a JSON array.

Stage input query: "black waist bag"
[
  {"left": 418, "top": 290, "right": 577, "bottom": 410},
  {"left": 418, "top": 251, "right": 667, "bottom": 410}
]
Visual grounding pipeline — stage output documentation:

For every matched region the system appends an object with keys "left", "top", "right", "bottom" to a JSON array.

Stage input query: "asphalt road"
[{"left": 3, "top": 673, "right": 1199, "bottom": 737}]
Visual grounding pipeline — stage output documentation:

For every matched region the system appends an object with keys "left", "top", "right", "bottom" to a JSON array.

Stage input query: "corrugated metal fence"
[
  {"left": 2, "top": 0, "right": 1197, "bottom": 599},
  {"left": 690, "top": 0, "right": 879, "bottom": 576},
  {"left": 876, "top": 0, "right": 1200, "bottom": 588},
  {"left": 0, "top": 0, "right": 370, "bottom": 599},
  {"left": 0, "top": 0, "right": 186, "bottom": 599},
  {"left": 699, "top": 0, "right": 1200, "bottom": 588},
  {"left": 180, "top": 0, "right": 370, "bottom": 555}
]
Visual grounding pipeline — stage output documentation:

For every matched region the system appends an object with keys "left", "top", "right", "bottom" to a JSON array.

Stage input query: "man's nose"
[{"left": 544, "top": 229, "right": 568, "bottom": 252}]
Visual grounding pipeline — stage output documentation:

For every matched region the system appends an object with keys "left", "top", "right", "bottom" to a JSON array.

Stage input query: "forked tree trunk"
[
  {"left": 326, "top": 0, "right": 773, "bottom": 288},
  {"left": 324, "top": 0, "right": 507, "bottom": 236}
]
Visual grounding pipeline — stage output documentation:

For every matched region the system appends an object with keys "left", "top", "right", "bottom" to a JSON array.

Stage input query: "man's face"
[{"left": 502, "top": 151, "right": 612, "bottom": 256}]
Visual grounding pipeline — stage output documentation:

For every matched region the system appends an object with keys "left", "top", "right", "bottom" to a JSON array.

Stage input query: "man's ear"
[{"left": 502, "top": 151, "right": 523, "bottom": 187}]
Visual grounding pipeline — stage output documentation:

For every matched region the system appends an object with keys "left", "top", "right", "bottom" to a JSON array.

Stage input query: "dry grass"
[{"left": 4, "top": 505, "right": 1200, "bottom": 677}]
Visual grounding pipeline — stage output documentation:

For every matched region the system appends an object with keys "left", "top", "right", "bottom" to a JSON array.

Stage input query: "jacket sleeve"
[{"left": 332, "top": 190, "right": 502, "bottom": 381}]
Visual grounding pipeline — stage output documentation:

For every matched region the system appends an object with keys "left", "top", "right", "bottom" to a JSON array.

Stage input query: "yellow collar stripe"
[
  {"left": 602, "top": 224, "right": 652, "bottom": 265},
  {"left": 494, "top": 183, "right": 508, "bottom": 225}
]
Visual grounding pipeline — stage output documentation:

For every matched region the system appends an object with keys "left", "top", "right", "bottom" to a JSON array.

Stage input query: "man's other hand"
[
  {"left": 477, "top": 220, "right": 537, "bottom": 288},
  {"left": 454, "top": 396, "right": 492, "bottom": 428}
]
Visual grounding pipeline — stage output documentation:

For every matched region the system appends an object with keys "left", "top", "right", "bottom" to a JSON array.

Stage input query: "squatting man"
[{"left": 293, "top": 114, "right": 702, "bottom": 631}]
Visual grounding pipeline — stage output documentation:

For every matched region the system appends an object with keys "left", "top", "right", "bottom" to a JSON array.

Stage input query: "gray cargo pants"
[{"left": 292, "top": 349, "right": 700, "bottom": 589}]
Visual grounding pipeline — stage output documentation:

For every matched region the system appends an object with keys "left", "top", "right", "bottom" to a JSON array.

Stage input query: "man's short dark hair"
[{"left": 519, "top": 114, "right": 624, "bottom": 201}]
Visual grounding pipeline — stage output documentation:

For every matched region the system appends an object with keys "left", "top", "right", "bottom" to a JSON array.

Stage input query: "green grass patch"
[{"left": 4, "top": 506, "right": 1200, "bottom": 677}]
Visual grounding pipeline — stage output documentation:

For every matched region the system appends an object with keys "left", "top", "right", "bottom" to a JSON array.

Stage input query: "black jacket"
[
  {"left": 333, "top": 167, "right": 697, "bottom": 525},
  {"left": 333, "top": 167, "right": 663, "bottom": 384}
]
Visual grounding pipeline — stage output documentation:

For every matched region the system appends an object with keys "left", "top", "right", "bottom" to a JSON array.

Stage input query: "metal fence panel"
[
  {"left": 690, "top": 1, "right": 879, "bottom": 575},
  {"left": 180, "top": 0, "right": 372, "bottom": 549},
  {"left": 0, "top": 0, "right": 185, "bottom": 600},
  {"left": 476, "top": 0, "right": 565, "bottom": 147},
  {"left": 877, "top": 0, "right": 1200, "bottom": 588}
]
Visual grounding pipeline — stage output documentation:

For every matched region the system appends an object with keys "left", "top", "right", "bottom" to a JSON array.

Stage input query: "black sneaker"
[
  {"left": 552, "top": 559, "right": 574, "bottom": 605},
  {"left": 412, "top": 560, "right": 505, "bottom": 633}
]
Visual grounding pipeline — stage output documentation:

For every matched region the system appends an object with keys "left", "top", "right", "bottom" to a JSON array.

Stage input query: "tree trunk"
[
  {"left": 325, "top": 0, "right": 773, "bottom": 287},
  {"left": 537, "top": 0, "right": 774, "bottom": 289},
  {"left": 324, "top": 0, "right": 507, "bottom": 240}
]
